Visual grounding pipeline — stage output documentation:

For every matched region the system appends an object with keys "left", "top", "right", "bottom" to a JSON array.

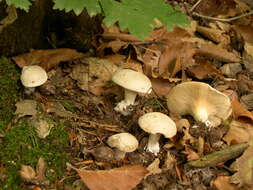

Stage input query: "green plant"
[{"left": 1, "top": 0, "right": 189, "bottom": 40}]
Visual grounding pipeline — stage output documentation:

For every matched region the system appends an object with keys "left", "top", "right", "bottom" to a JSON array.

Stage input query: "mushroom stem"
[
  {"left": 147, "top": 134, "right": 161, "bottom": 155},
  {"left": 114, "top": 89, "right": 137, "bottom": 115},
  {"left": 24, "top": 87, "right": 35, "bottom": 95},
  {"left": 114, "top": 149, "right": 126, "bottom": 160},
  {"left": 124, "top": 89, "right": 137, "bottom": 105}
]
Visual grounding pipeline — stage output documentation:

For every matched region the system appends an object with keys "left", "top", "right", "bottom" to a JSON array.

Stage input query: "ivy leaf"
[
  {"left": 101, "top": 0, "right": 189, "bottom": 40},
  {"left": 4, "top": 0, "right": 31, "bottom": 12},
  {"left": 53, "top": 0, "right": 101, "bottom": 16}
]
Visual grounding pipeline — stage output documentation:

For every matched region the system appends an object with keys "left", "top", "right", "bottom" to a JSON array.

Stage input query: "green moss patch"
[
  {"left": 0, "top": 120, "right": 70, "bottom": 189},
  {"left": 0, "top": 58, "right": 20, "bottom": 129}
]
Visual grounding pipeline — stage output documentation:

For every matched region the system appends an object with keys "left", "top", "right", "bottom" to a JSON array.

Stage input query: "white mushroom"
[
  {"left": 20, "top": 65, "right": 48, "bottom": 95},
  {"left": 107, "top": 132, "right": 139, "bottom": 160},
  {"left": 166, "top": 81, "right": 232, "bottom": 127},
  {"left": 112, "top": 69, "right": 152, "bottom": 115},
  {"left": 138, "top": 112, "right": 177, "bottom": 155}
]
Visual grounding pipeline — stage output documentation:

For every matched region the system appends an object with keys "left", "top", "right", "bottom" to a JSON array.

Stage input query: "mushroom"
[
  {"left": 107, "top": 132, "right": 139, "bottom": 160},
  {"left": 138, "top": 112, "right": 177, "bottom": 155},
  {"left": 166, "top": 81, "right": 232, "bottom": 127},
  {"left": 20, "top": 65, "right": 48, "bottom": 95},
  {"left": 112, "top": 69, "right": 152, "bottom": 115}
]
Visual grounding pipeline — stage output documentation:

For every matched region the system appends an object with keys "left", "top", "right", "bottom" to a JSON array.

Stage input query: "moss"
[
  {"left": 0, "top": 119, "right": 70, "bottom": 189},
  {"left": 0, "top": 58, "right": 20, "bottom": 129}
]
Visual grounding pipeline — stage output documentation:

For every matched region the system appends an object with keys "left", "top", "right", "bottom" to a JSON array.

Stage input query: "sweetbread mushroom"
[
  {"left": 166, "top": 81, "right": 232, "bottom": 127},
  {"left": 138, "top": 112, "right": 177, "bottom": 155},
  {"left": 107, "top": 132, "right": 139, "bottom": 160},
  {"left": 112, "top": 69, "right": 152, "bottom": 115},
  {"left": 20, "top": 65, "right": 48, "bottom": 95}
]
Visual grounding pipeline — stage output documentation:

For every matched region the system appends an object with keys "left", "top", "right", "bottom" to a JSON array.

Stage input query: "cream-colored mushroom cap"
[
  {"left": 166, "top": 81, "right": 232, "bottom": 124},
  {"left": 138, "top": 112, "right": 177, "bottom": 138},
  {"left": 21, "top": 65, "right": 48, "bottom": 87},
  {"left": 107, "top": 133, "right": 139, "bottom": 152},
  {"left": 112, "top": 69, "right": 152, "bottom": 94}
]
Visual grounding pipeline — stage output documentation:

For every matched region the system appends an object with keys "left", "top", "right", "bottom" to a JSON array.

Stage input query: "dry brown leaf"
[
  {"left": 196, "top": 25, "right": 230, "bottom": 46},
  {"left": 97, "top": 40, "right": 128, "bottom": 56},
  {"left": 14, "top": 100, "right": 37, "bottom": 117},
  {"left": 195, "top": 0, "right": 236, "bottom": 16},
  {"left": 212, "top": 176, "right": 237, "bottom": 190},
  {"left": 223, "top": 120, "right": 253, "bottom": 144},
  {"left": 148, "top": 27, "right": 192, "bottom": 43},
  {"left": 158, "top": 42, "right": 196, "bottom": 77},
  {"left": 12, "top": 48, "right": 86, "bottom": 70},
  {"left": 121, "top": 59, "right": 143, "bottom": 72},
  {"left": 145, "top": 158, "right": 162, "bottom": 178},
  {"left": 150, "top": 78, "right": 173, "bottom": 97},
  {"left": 19, "top": 165, "right": 36, "bottom": 181},
  {"left": 196, "top": 43, "right": 240, "bottom": 63},
  {"left": 231, "top": 99, "right": 253, "bottom": 122},
  {"left": 187, "top": 59, "right": 223, "bottom": 80},
  {"left": 231, "top": 145, "right": 253, "bottom": 185},
  {"left": 77, "top": 165, "right": 148, "bottom": 190},
  {"left": 142, "top": 44, "right": 161, "bottom": 77}
]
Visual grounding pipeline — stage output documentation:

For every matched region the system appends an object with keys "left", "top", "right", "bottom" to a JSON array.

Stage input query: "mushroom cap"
[
  {"left": 21, "top": 65, "right": 48, "bottom": 87},
  {"left": 112, "top": 69, "right": 152, "bottom": 94},
  {"left": 138, "top": 112, "right": 177, "bottom": 138},
  {"left": 166, "top": 81, "right": 232, "bottom": 123},
  {"left": 107, "top": 133, "right": 139, "bottom": 152}
]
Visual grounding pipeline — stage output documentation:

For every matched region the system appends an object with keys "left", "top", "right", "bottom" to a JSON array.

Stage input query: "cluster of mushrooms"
[
  {"left": 107, "top": 68, "right": 232, "bottom": 157},
  {"left": 19, "top": 66, "right": 232, "bottom": 158}
]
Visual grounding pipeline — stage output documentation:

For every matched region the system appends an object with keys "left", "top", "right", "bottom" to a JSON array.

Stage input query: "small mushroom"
[
  {"left": 166, "top": 81, "right": 232, "bottom": 127},
  {"left": 138, "top": 112, "right": 177, "bottom": 155},
  {"left": 20, "top": 65, "right": 48, "bottom": 95},
  {"left": 107, "top": 132, "right": 139, "bottom": 160},
  {"left": 112, "top": 69, "right": 152, "bottom": 115}
]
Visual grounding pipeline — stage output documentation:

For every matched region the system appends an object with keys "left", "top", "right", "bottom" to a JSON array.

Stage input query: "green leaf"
[
  {"left": 53, "top": 0, "right": 101, "bottom": 16},
  {"left": 101, "top": 0, "right": 189, "bottom": 40},
  {"left": 4, "top": 0, "right": 31, "bottom": 11}
]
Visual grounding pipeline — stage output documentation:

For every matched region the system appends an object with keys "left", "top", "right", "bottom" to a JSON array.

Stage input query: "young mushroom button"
[
  {"left": 138, "top": 112, "right": 177, "bottom": 155},
  {"left": 20, "top": 65, "right": 48, "bottom": 95},
  {"left": 112, "top": 69, "right": 152, "bottom": 116},
  {"left": 166, "top": 81, "right": 232, "bottom": 127},
  {"left": 107, "top": 132, "right": 139, "bottom": 160}
]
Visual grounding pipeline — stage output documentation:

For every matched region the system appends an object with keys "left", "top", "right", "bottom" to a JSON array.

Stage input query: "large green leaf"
[
  {"left": 4, "top": 0, "right": 31, "bottom": 11},
  {"left": 101, "top": 0, "right": 189, "bottom": 40},
  {"left": 53, "top": 0, "right": 101, "bottom": 16}
]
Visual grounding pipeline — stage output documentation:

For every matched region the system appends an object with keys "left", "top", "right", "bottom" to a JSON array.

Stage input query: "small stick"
[
  {"left": 192, "top": 10, "right": 253, "bottom": 22},
  {"left": 186, "top": 143, "right": 248, "bottom": 168},
  {"left": 190, "top": 0, "right": 203, "bottom": 12}
]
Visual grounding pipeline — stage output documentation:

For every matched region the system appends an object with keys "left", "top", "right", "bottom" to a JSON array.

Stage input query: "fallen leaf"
[
  {"left": 12, "top": 48, "right": 86, "bottom": 70},
  {"left": 196, "top": 43, "right": 240, "bottom": 63},
  {"left": 36, "top": 157, "right": 47, "bottom": 182},
  {"left": 223, "top": 120, "right": 253, "bottom": 144},
  {"left": 158, "top": 42, "right": 196, "bottom": 77},
  {"left": 187, "top": 59, "right": 223, "bottom": 80},
  {"left": 70, "top": 64, "right": 89, "bottom": 91},
  {"left": 19, "top": 165, "right": 36, "bottom": 181},
  {"left": 77, "top": 165, "right": 148, "bottom": 190},
  {"left": 231, "top": 99, "right": 253, "bottom": 122},
  {"left": 145, "top": 158, "right": 162, "bottom": 178},
  {"left": 231, "top": 145, "right": 253, "bottom": 185},
  {"left": 15, "top": 100, "right": 37, "bottom": 117},
  {"left": 31, "top": 119, "right": 54, "bottom": 139},
  {"left": 212, "top": 176, "right": 237, "bottom": 190},
  {"left": 196, "top": 25, "right": 230, "bottom": 46},
  {"left": 150, "top": 78, "right": 173, "bottom": 97},
  {"left": 142, "top": 44, "right": 161, "bottom": 77}
]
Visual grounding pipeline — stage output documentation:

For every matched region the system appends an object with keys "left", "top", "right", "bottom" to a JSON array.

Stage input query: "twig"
[
  {"left": 186, "top": 143, "right": 248, "bottom": 168},
  {"left": 190, "top": 0, "right": 203, "bottom": 12},
  {"left": 192, "top": 10, "right": 253, "bottom": 22}
]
